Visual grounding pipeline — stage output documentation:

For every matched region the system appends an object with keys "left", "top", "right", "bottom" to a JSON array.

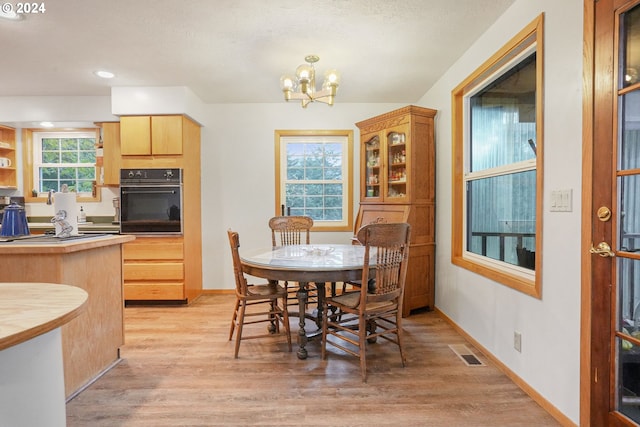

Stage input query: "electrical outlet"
[{"left": 514, "top": 331, "right": 522, "bottom": 352}]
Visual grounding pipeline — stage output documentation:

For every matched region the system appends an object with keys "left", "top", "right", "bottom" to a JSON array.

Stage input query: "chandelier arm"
[{"left": 280, "top": 55, "right": 339, "bottom": 107}]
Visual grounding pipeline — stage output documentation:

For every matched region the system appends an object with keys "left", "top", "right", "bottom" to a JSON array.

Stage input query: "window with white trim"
[
  {"left": 275, "top": 130, "right": 353, "bottom": 231},
  {"left": 32, "top": 130, "right": 97, "bottom": 194},
  {"left": 452, "top": 14, "right": 543, "bottom": 297}
]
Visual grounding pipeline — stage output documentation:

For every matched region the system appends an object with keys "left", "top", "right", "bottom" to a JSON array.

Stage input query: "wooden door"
[
  {"left": 120, "top": 116, "right": 151, "bottom": 155},
  {"left": 151, "top": 116, "right": 183, "bottom": 155},
  {"left": 101, "top": 122, "right": 121, "bottom": 186},
  {"left": 590, "top": 0, "right": 640, "bottom": 425}
]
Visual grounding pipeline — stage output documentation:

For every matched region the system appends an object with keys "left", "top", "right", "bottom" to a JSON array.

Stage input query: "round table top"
[
  {"left": 0, "top": 282, "right": 88, "bottom": 351},
  {"left": 241, "top": 244, "right": 371, "bottom": 271},
  {"left": 240, "top": 244, "right": 373, "bottom": 283}
]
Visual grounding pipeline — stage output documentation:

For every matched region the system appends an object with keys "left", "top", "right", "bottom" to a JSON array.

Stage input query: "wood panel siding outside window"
[
  {"left": 275, "top": 130, "right": 353, "bottom": 232},
  {"left": 451, "top": 14, "right": 544, "bottom": 297}
]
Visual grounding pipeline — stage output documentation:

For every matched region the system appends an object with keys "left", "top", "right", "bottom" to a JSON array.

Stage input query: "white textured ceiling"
[{"left": 0, "top": 0, "right": 514, "bottom": 104}]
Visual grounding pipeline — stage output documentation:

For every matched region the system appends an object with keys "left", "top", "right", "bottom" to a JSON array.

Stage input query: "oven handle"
[{"left": 121, "top": 190, "right": 178, "bottom": 195}]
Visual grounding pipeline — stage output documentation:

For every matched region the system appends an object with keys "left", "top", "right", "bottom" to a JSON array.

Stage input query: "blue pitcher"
[{"left": 1, "top": 202, "right": 30, "bottom": 237}]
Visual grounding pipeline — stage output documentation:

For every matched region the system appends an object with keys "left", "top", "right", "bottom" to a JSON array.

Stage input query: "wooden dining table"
[{"left": 240, "top": 244, "right": 373, "bottom": 359}]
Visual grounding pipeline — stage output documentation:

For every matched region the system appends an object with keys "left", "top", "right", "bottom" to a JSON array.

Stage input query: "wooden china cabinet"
[
  {"left": 355, "top": 105, "right": 437, "bottom": 316},
  {"left": 0, "top": 125, "right": 17, "bottom": 189}
]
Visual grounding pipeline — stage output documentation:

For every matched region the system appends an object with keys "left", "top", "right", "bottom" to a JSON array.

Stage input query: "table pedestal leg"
[
  {"left": 296, "top": 283, "right": 309, "bottom": 359},
  {"left": 314, "top": 282, "right": 326, "bottom": 329},
  {"left": 267, "top": 280, "right": 278, "bottom": 333}
]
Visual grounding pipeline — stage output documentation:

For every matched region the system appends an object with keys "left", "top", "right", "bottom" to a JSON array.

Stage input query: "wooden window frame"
[
  {"left": 451, "top": 14, "right": 544, "bottom": 298},
  {"left": 274, "top": 129, "right": 354, "bottom": 232},
  {"left": 22, "top": 128, "right": 101, "bottom": 203}
]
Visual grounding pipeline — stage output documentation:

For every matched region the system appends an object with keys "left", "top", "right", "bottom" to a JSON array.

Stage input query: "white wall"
[
  {"left": 419, "top": 0, "right": 582, "bottom": 423},
  {"left": 0, "top": 96, "right": 115, "bottom": 124},
  {"left": 201, "top": 102, "right": 403, "bottom": 292}
]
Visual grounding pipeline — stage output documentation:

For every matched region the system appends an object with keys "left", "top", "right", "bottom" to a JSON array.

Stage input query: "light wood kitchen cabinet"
[
  {"left": 0, "top": 235, "right": 134, "bottom": 398},
  {"left": 120, "top": 116, "right": 150, "bottom": 155},
  {"left": 151, "top": 115, "right": 183, "bottom": 154},
  {"left": 355, "top": 106, "right": 437, "bottom": 316},
  {"left": 0, "top": 125, "right": 17, "bottom": 189},
  {"left": 98, "top": 122, "right": 121, "bottom": 186},
  {"left": 120, "top": 115, "right": 202, "bottom": 303},
  {"left": 123, "top": 236, "right": 186, "bottom": 301},
  {"left": 120, "top": 115, "right": 183, "bottom": 156}
]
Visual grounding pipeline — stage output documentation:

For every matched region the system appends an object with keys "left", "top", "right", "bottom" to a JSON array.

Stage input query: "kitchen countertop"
[
  {"left": 0, "top": 282, "right": 88, "bottom": 427},
  {"left": 27, "top": 222, "right": 120, "bottom": 233},
  {"left": 0, "top": 282, "right": 88, "bottom": 351},
  {"left": 26, "top": 216, "right": 120, "bottom": 234},
  {"left": 0, "top": 234, "right": 135, "bottom": 254},
  {"left": 0, "top": 234, "right": 133, "bottom": 398}
]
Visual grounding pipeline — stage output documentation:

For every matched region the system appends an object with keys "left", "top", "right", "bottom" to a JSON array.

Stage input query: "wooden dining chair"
[
  {"left": 321, "top": 222, "right": 411, "bottom": 382},
  {"left": 227, "top": 229, "right": 292, "bottom": 358},
  {"left": 268, "top": 215, "right": 322, "bottom": 310},
  {"left": 342, "top": 218, "right": 389, "bottom": 294},
  {"left": 269, "top": 215, "right": 313, "bottom": 246}
]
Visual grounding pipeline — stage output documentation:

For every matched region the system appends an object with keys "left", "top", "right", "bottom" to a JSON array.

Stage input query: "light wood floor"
[{"left": 66, "top": 294, "right": 560, "bottom": 426}]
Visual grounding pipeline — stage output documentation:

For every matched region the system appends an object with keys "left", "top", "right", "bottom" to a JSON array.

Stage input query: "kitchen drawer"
[
  {"left": 124, "top": 262, "right": 184, "bottom": 280},
  {"left": 123, "top": 239, "right": 184, "bottom": 260},
  {"left": 124, "top": 282, "right": 184, "bottom": 300}
]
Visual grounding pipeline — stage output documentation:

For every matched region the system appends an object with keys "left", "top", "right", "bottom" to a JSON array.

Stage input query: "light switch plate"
[{"left": 550, "top": 189, "right": 572, "bottom": 212}]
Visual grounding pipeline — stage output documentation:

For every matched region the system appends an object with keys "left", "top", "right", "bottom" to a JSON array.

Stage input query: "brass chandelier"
[{"left": 280, "top": 55, "right": 341, "bottom": 108}]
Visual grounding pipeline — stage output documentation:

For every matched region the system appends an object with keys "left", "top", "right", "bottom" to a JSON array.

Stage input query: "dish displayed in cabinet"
[
  {"left": 387, "top": 132, "right": 407, "bottom": 197},
  {"left": 364, "top": 135, "right": 381, "bottom": 198}
]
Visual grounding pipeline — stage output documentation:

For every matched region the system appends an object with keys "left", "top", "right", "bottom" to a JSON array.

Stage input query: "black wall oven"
[{"left": 120, "top": 168, "right": 183, "bottom": 234}]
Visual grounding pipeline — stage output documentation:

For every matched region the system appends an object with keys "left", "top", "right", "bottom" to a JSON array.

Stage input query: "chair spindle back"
[
  {"left": 357, "top": 223, "right": 411, "bottom": 306},
  {"left": 227, "top": 229, "right": 249, "bottom": 296},
  {"left": 269, "top": 216, "right": 313, "bottom": 247}
]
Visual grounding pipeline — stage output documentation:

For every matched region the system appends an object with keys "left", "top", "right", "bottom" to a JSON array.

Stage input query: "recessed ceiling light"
[
  {"left": 40, "top": 122, "right": 54, "bottom": 128},
  {"left": 94, "top": 70, "right": 115, "bottom": 79}
]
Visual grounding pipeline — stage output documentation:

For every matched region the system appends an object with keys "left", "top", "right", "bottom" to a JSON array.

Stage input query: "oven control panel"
[{"left": 120, "top": 168, "right": 182, "bottom": 184}]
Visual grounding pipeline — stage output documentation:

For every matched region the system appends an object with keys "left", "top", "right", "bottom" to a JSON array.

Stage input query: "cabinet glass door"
[
  {"left": 363, "top": 135, "right": 381, "bottom": 200},
  {"left": 385, "top": 130, "right": 408, "bottom": 201}
]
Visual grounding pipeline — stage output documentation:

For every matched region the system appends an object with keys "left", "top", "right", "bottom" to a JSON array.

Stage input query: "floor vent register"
[{"left": 448, "top": 344, "right": 485, "bottom": 367}]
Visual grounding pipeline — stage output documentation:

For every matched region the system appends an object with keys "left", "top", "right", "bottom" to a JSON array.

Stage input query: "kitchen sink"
[{"left": 0, "top": 234, "right": 110, "bottom": 243}]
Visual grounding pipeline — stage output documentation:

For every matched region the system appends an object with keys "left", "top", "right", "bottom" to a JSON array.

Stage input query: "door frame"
[
  {"left": 583, "top": 0, "right": 640, "bottom": 425},
  {"left": 581, "top": 2, "right": 600, "bottom": 424},
  {"left": 582, "top": 0, "right": 593, "bottom": 422}
]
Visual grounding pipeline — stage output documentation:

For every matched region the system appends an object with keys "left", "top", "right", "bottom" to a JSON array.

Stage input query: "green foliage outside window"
[
  {"left": 284, "top": 142, "right": 344, "bottom": 221},
  {"left": 39, "top": 136, "right": 96, "bottom": 193}
]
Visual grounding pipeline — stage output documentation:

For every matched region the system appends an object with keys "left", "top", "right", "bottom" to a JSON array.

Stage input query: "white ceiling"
[{"left": 0, "top": 0, "right": 515, "bottom": 104}]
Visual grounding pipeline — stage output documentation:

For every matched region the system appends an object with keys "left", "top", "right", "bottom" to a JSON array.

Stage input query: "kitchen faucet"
[{"left": 46, "top": 189, "right": 54, "bottom": 205}]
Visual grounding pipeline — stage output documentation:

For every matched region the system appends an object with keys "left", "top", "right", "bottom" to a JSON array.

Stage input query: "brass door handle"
[{"left": 590, "top": 242, "right": 615, "bottom": 257}]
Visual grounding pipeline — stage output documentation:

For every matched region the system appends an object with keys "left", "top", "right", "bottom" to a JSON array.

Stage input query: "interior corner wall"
[{"left": 418, "top": 0, "right": 582, "bottom": 423}]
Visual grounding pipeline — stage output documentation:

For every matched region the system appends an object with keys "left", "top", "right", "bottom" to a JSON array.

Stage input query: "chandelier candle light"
[{"left": 280, "top": 55, "right": 341, "bottom": 108}]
